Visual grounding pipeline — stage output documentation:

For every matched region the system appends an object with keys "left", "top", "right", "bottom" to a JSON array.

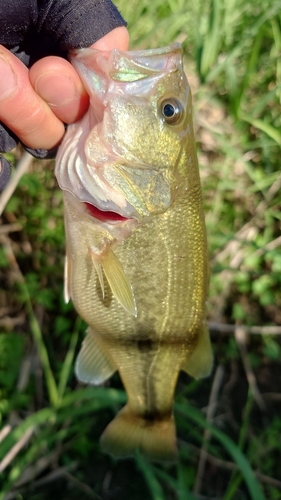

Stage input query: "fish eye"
[{"left": 160, "top": 98, "right": 183, "bottom": 125}]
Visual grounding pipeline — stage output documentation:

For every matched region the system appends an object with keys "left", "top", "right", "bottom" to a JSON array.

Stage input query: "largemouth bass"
[{"left": 55, "top": 43, "right": 212, "bottom": 462}]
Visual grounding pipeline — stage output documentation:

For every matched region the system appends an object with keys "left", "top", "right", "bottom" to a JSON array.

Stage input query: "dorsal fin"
[{"left": 75, "top": 328, "right": 116, "bottom": 385}]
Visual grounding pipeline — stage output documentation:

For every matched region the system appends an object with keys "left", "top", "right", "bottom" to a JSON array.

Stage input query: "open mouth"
[{"left": 84, "top": 202, "right": 129, "bottom": 222}]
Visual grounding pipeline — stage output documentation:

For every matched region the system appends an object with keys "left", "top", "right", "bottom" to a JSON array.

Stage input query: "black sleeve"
[
  {"left": 0, "top": 0, "right": 126, "bottom": 186},
  {"left": 0, "top": 0, "right": 126, "bottom": 64},
  {"left": 38, "top": 0, "right": 126, "bottom": 51}
]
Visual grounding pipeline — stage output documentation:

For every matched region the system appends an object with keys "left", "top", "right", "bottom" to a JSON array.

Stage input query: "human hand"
[
  {"left": 0, "top": 27, "right": 129, "bottom": 152},
  {"left": 0, "top": 0, "right": 128, "bottom": 190}
]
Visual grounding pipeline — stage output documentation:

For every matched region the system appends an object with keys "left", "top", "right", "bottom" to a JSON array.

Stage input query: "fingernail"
[
  {"left": 0, "top": 57, "right": 17, "bottom": 101},
  {"left": 35, "top": 73, "right": 77, "bottom": 106}
]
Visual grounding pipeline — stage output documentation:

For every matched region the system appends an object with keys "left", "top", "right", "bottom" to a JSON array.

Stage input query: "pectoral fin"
[
  {"left": 90, "top": 250, "right": 105, "bottom": 299},
  {"left": 101, "top": 247, "right": 137, "bottom": 317},
  {"left": 75, "top": 328, "right": 116, "bottom": 385},
  {"left": 182, "top": 325, "right": 213, "bottom": 379}
]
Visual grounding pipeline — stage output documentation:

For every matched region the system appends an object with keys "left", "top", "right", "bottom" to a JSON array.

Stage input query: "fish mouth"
[{"left": 84, "top": 202, "right": 131, "bottom": 223}]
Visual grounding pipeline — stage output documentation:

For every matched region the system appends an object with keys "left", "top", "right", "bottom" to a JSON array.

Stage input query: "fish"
[{"left": 55, "top": 43, "right": 213, "bottom": 462}]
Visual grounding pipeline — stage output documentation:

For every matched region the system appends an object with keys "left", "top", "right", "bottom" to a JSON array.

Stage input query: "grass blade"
[
  {"left": 176, "top": 403, "right": 266, "bottom": 500},
  {"left": 57, "top": 318, "right": 81, "bottom": 401},
  {"left": 135, "top": 452, "right": 165, "bottom": 500},
  {"left": 239, "top": 113, "right": 281, "bottom": 145},
  {"left": 2, "top": 236, "right": 59, "bottom": 407}
]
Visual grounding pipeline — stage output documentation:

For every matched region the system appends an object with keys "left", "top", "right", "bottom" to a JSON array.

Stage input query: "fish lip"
[{"left": 84, "top": 201, "right": 135, "bottom": 224}]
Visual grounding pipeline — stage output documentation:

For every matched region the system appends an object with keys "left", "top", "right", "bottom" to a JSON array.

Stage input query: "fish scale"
[{"left": 56, "top": 43, "right": 213, "bottom": 461}]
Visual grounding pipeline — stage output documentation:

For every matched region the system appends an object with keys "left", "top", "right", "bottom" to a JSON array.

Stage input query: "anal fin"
[
  {"left": 182, "top": 325, "right": 213, "bottom": 379},
  {"left": 75, "top": 327, "right": 116, "bottom": 385}
]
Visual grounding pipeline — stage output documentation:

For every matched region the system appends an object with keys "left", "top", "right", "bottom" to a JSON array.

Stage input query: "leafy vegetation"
[{"left": 0, "top": 0, "right": 281, "bottom": 498}]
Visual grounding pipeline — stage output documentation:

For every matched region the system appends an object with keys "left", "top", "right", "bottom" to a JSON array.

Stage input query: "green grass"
[{"left": 1, "top": 0, "right": 281, "bottom": 498}]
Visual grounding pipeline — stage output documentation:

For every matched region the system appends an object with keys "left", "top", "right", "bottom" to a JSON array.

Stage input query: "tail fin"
[{"left": 100, "top": 404, "right": 178, "bottom": 462}]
